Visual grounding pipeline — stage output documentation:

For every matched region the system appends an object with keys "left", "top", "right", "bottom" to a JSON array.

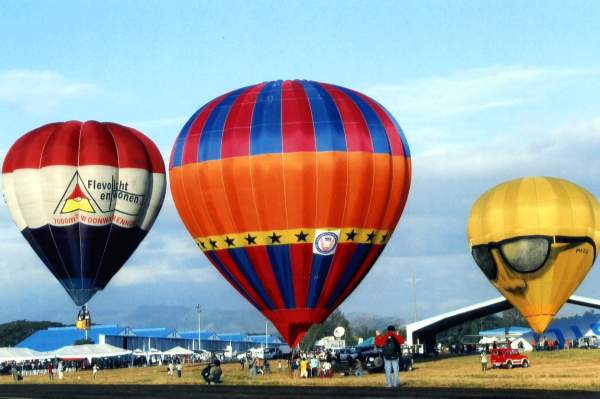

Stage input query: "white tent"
[
  {"left": 147, "top": 348, "right": 163, "bottom": 356},
  {"left": 584, "top": 329, "right": 598, "bottom": 338},
  {"left": 133, "top": 348, "right": 145, "bottom": 356},
  {"left": 0, "top": 347, "right": 53, "bottom": 363},
  {"left": 54, "top": 344, "right": 131, "bottom": 360},
  {"left": 510, "top": 338, "right": 534, "bottom": 352},
  {"left": 163, "top": 346, "right": 194, "bottom": 356}
]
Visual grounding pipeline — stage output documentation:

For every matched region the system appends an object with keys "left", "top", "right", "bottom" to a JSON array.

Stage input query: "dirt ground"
[{"left": 2, "top": 349, "right": 600, "bottom": 391}]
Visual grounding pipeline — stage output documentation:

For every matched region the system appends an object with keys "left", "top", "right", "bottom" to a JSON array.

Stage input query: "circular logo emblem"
[{"left": 315, "top": 232, "right": 339, "bottom": 255}]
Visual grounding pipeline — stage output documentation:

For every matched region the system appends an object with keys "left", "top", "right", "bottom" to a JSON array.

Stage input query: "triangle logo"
[
  {"left": 62, "top": 183, "right": 95, "bottom": 213},
  {"left": 54, "top": 172, "right": 99, "bottom": 215}
]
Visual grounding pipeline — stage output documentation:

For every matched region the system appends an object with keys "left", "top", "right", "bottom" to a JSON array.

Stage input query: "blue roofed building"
[
  {"left": 216, "top": 333, "right": 253, "bottom": 343},
  {"left": 16, "top": 324, "right": 124, "bottom": 352},
  {"left": 248, "top": 334, "right": 283, "bottom": 345},
  {"left": 17, "top": 326, "right": 281, "bottom": 354},
  {"left": 103, "top": 330, "right": 258, "bottom": 353},
  {"left": 179, "top": 331, "right": 221, "bottom": 341},
  {"left": 130, "top": 328, "right": 181, "bottom": 339}
]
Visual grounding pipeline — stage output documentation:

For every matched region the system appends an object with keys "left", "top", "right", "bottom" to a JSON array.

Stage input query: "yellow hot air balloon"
[{"left": 467, "top": 177, "right": 600, "bottom": 333}]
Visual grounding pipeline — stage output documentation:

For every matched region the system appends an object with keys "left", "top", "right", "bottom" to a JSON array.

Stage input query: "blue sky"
[{"left": 1, "top": 1, "right": 600, "bottom": 327}]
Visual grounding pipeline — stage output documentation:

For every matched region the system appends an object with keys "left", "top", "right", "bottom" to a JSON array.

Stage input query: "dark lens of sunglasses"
[
  {"left": 500, "top": 238, "right": 549, "bottom": 273},
  {"left": 472, "top": 247, "right": 497, "bottom": 280}
]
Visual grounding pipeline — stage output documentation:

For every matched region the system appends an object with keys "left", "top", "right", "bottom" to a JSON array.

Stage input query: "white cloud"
[
  {"left": 109, "top": 260, "right": 215, "bottom": 287},
  {"left": 363, "top": 66, "right": 598, "bottom": 125},
  {"left": 343, "top": 253, "right": 500, "bottom": 319},
  {"left": 364, "top": 66, "right": 594, "bottom": 122},
  {"left": 412, "top": 116, "right": 600, "bottom": 183},
  {"left": 553, "top": 117, "right": 600, "bottom": 143},
  {"left": 0, "top": 69, "right": 100, "bottom": 114}
]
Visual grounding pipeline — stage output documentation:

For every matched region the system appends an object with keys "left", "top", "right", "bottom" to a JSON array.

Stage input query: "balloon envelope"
[
  {"left": 2, "top": 121, "right": 166, "bottom": 305},
  {"left": 468, "top": 177, "right": 600, "bottom": 333},
  {"left": 170, "top": 80, "right": 411, "bottom": 346}
]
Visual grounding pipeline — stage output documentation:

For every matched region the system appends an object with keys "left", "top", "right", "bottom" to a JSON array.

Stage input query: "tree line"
[{"left": 0, "top": 320, "right": 64, "bottom": 347}]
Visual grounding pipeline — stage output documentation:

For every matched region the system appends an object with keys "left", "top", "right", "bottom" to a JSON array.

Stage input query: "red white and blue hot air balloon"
[
  {"left": 2, "top": 121, "right": 166, "bottom": 322},
  {"left": 170, "top": 80, "right": 411, "bottom": 346}
]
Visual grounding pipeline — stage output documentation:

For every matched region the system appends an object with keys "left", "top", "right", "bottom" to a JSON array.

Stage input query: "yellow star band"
[{"left": 194, "top": 227, "right": 392, "bottom": 252}]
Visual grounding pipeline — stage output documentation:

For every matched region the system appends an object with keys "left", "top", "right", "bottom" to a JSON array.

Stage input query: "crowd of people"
[
  {"left": 531, "top": 336, "right": 598, "bottom": 350},
  {"left": 1, "top": 359, "right": 98, "bottom": 381},
  {"left": 289, "top": 353, "right": 336, "bottom": 378},
  {"left": 1, "top": 326, "right": 414, "bottom": 388},
  {"left": 1, "top": 353, "right": 156, "bottom": 382},
  {"left": 236, "top": 346, "right": 366, "bottom": 381}
]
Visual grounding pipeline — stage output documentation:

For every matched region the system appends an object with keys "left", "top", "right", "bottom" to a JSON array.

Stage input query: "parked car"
[
  {"left": 247, "top": 347, "right": 280, "bottom": 360},
  {"left": 490, "top": 348, "right": 529, "bottom": 369},
  {"left": 362, "top": 348, "right": 414, "bottom": 372},
  {"left": 338, "top": 347, "right": 359, "bottom": 363}
]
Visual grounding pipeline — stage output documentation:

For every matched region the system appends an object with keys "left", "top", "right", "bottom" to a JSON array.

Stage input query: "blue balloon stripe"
[
  {"left": 325, "top": 244, "right": 371, "bottom": 309},
  {"left": 335, "top": 86, "right": 390, "bottom": 154},
  {"left": 306, "top": 254, "right": 335, "bottom": 308},
  {"left": 205, "top": 251, "right": 261, "bottom": 310},
  {"left": 250, "top": 81, "right": 283, "bottom": 155},
  {"left": 299, "top": 81, "right": 346, "bottom": 152},
  {"left": 170, "top": 105, "right": 206, "bottom": 168},
  {"left": 226, "top": 248, "right": 276, "bottom": 310},
  {"left": 380, "top": 103, "right": 411, "bottom": 158},
  {"left": 266, "top": 245, "right": 296, "bottom": 309},
  {"left": 199, "top": 87, "right": 248, "bottom": 162}
]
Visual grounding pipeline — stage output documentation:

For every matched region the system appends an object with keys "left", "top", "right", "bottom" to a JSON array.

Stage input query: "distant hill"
[
  {"left": 0, "top": 320, "right": 65, "bottom": 347},
  {"left": 116, "top": 305, "right": 276, "bottom": 333},
  {"left": 0, "top": 310, "right": 411, "bottom": 347},
  {"left": 345, "top": 312, "right": 405, "bottom": 330},
  {"left": 117, "top": 306, "right": 406, "bottom": 335}
]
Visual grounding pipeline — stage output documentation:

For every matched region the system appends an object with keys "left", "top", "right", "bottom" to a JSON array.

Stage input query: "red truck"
[{"left": 490, "top": 348, "right": 529, "bottom": 369}]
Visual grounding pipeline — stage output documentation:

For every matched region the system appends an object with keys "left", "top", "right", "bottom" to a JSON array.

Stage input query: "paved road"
[{"left": 1, "top": 385, "right": 599, "bottom": 399}]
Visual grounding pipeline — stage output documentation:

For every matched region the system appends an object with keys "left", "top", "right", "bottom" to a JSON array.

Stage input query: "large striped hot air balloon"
[
  {"left": 2, "top": 121, "right": 166, "bottom": 325},
  {"left": 170, "top": 80, "right": 411, "bottom": 346}
]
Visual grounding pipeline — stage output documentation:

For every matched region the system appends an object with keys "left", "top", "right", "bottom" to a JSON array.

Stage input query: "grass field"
[{"left": 2, "top": 350, "right": 600, "bottom": 391}]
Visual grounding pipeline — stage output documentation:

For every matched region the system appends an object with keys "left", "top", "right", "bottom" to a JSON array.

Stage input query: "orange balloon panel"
[{"left": 170, "top": 80, "right": 411, "bottom": 346}]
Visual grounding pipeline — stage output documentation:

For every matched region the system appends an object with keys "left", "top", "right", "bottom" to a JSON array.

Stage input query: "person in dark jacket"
[
  {"left": 374, "top": 326, "right": 404, "bottom": 388},
  {"left": 201, "top": 359, "right": 223, "bottom": 384},
  {"left": 208, "top": 359, "right": 222, "bottom": 384}
]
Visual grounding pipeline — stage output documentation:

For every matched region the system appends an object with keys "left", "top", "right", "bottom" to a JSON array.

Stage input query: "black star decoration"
[
  {"left": 198, "top": 240, "right": 206, "bottom": 249},
  {"left": 295, "top": 230, "right": 308, "bottom": 242},
  {"left": 345, "top": 229, "right": 357, "bottom": 241},
  {"left": 209, "top": 239, "right": 218, "bottom": 249},
  {"left": 268, "top": 232, "right": 282, "bottom": 244},
  {"left": 366, "top": 231, "right": 376, "bottom": 242},
  {"left": 245, "top": 234, "right": 257, "bottom": 245},
  {"left": 224, "top": 236, "right": 236, "bottom": 247},
  {"left": 381, "top": 234, "right": 388, "bottom": 243}
]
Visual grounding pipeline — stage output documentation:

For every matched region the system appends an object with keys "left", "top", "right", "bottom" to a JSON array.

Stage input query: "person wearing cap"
[{"left": 374, "top": 326, "right": 405, "bottom": 388}]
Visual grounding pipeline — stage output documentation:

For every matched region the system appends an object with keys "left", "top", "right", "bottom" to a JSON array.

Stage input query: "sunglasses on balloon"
[{"left": 471, "top": 235, "right": 597, "bottom": 280}]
